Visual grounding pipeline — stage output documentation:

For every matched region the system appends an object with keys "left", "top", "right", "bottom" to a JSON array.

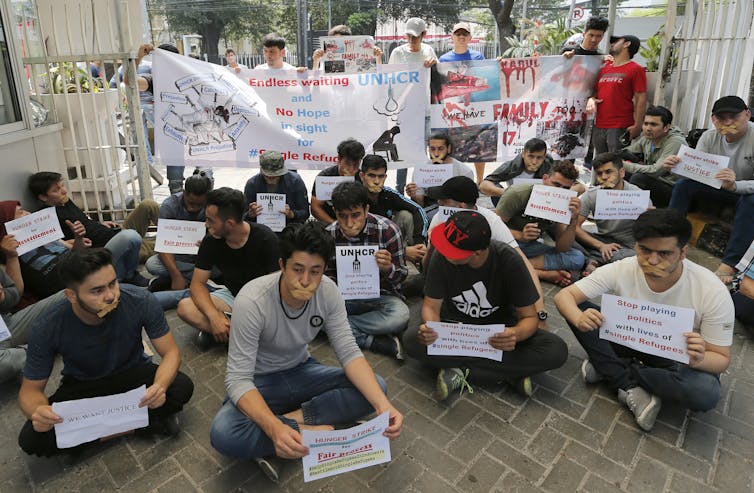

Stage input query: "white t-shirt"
[
  {"left": 575, "top": 257, "right": 734, "bottom": 346},
  {"left": 388, "top": 44, "right": 437, "bottom": 65},
  {"left": 255, "top": 62, "right": 296, "bottom": 70},
  {"left": 429, "top": 206, "right": 518, "bottom": 248}
]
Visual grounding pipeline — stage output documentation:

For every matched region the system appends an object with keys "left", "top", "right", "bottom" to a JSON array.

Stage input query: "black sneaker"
[
  {"left": 370, "top": 335, "right": 404, "bottom": 360},
  {"left": 148, "top": 276, "right": 171, "bottom": 293},
  {"left": 123, "top": 272, "right": 150, "bottom": 287},
  {"left": 135, "top": 415, "right": 180, "bottom": 438},
  {"left": 255, "top": 456, "right": 283, "bottom": 483},
  {"left": 196, "top": 330, "right": 214, "bottom": 350}
]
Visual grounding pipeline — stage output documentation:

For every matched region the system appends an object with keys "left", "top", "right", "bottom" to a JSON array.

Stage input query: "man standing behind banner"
[
  {"left": 244, "top": 151, "right": 309, "bottom": 228},
  {"left": 255, "top": 33, "right": 296, "bottom": 70},
  {"left": 311, "top": 138, "right": 365, "bottom": 224}
]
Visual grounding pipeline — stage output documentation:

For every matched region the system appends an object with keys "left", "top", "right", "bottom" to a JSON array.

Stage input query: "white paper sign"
[
  {"left": 411, "top": 164, "right": 453, "bottom": 188},
  {"left": 155, "top": 219, "right": 206, "bottom": 254},
  {"left": 599, "top": 294, "right": 694, "bottom": 364},
  {"left": 0, "top": 317, "right": 11, "bottom": 342},
  {"left": 52, "top": 385, "right": 149, "bottom": 448},
  {"left": 315, "top": 176, "right": 354, "bottom": 201},
  {"left": 511, "top": 177, "right": 543, "bottom": 185},
  {"left": 426, "top": 321, "right": 504, "bottom": 361},
  {"left": 436, "top": 206, "right": 466, "bottom": 222},
  {"left": 320, "top": 36, "right": 378, "bottom": 74},
  {"left": 675, "top": 144, "right": 729, "bottom": 189},
  {"left": 523, "top": 185, "right": 576, "bottom": 225},
  {"left": 593, "top": 189, "right": 651, "bottom": 220},
  {"left": 302, "top": 412, "right": 390, "bottom": 482},
  {"left": 4, "top": 207, "right": 64, "bottom": 255},
  {"left": 257, "top": 193, "right": 287, "bottom": 232},
  {"left": 335, "top": 245, "right": 380, "bottom": 300}
]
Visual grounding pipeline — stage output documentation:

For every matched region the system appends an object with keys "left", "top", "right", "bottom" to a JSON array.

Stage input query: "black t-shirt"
[
  {"left": 54, "top": 200, "right": 118, "bottom": 247},
  {"left": 425, "top": 241, "right": 538, "bottom": 326},
  {"left": 195, "top": 222, "right": 280, "bottom": 296},
  {"left": 19, "top": 241, "right": 68, "bottom": 298},
  {"left": 312, "top": 165, "right": 361, "bottom": 220},
  {"left": 561, "top": 45, "right": 601, "bottom": 56}
]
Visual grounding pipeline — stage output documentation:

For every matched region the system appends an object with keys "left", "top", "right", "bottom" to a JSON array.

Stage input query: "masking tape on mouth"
[
  {"left": 718, "top": 124, "right": 739, "bottom": 135},
  {"left": 637, "top": 257, "right": 670, "bottom": 277},
  {"left": 97, "top": 297, "right": 120, "bottom": 318}
]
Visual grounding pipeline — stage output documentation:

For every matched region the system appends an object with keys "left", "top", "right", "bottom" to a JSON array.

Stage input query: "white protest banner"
[
  {"left": 315, "top": 176, "right": 354, "bottom": 201},
  {"left": 155, "top": 219, "right": 205, "bottom": 254},
  {"left": 593, "top": 189, "right": 651, "bottom": 220},
  {"left": 426, "top": 321, "right": 503, "bottom": 361},
  {"left": 675, "top": 145, "right": 729, "bottom": 189},
  {"left": 256, "top": 193, "right": 286, "bottom": 232},
  {"left": 436, "top": 206, "right": 466, "bottom": 222},
  {"left": 302, "top": 411, "right": 390, "bottom": 482},
  {"left": 154, "top": 50, "right": 427, "bottom": 170},
  {"left": 0, "top": 317, "right": 10, "bottom": 342},
  {"left": 4, "top": 207, "right": 64, "bottom": 256},
  {"left": 320, "top": 36, "right": 378, "bottom": 74},
  {"left": 523, "top": 185, "right": 576, "bottom": 225},
  {"left": 411, "top": 164, "right": 453, "bottom": 188},
  {"left": 336, "top": 245, "right": 380, "bottom": 300},
  {"left": 599, "top": 294, "right": 694, "bottom": 364},
  {"left": 735, "top": 240, "right": 754, "bottom": 272},
  {"left": 511, "top": 177, "right": 543, "bottom": 185},
  {"left": 52, "top": 385, "right": 149, "bottom": 448}
]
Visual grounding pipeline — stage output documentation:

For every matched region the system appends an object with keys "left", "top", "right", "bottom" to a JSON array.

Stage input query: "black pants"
[
  {"left": 629, "top": 174, "right": 674, "bottom": 208},
  {"left": 403, "top": 325, "right": 568, "bottom": 381},
  {"left": 18, "top": 362, "right": 194, "bottom": 457}
]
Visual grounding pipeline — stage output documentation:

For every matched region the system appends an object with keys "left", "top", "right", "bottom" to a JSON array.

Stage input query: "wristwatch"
[{"left": 537, "top": 310, "right": 549, "bottom": 321}]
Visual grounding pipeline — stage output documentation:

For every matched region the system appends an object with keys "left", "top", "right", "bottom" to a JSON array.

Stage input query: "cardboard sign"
[
  {"left": 593, "top": 189, "right": 651, "bottom": 220},
  {"left": 256, "top": 193, "right": 286, "bottom": 232},
  {"left": 675, "top": 144, "right": 729, "bottom": 189},
  {"left": 411, "top": 164, "right": 453, "bottom": 188},
  {"left": 4, "top": 207, "right": 64, "bottom": 255},
  {"left": 599, "top": 294, "right": 694, "bottom": 364},
  {"left": 155, "top": 219, "right": 206, "bottom": 254},
  {"left": 315, "top": 176, "right": 354, "bottom": 201},
  {"left": 523, "top": 185, "right": 576, "bottom": 225},
  {"left": 426, "top": 321, "right": 503, "bottom": 361},
  {"left": 335, "top": 245, "right": 380, "bottom": 300}
]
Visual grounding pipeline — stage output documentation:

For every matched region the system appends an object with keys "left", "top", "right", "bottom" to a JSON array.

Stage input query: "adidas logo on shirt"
[{"left": 451, "top": 281, "right": 499, "bottom": 318}]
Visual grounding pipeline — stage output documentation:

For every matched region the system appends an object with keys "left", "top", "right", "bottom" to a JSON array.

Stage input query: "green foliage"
[
  {"left": 41, "top": 63, "right": 105, "bottom": 94},
  {"left": 502, "top": 17, "right": 577, "bottom": 58},
  {"left": 347, "top": 10, "right": 379, "bottom": 35},
  {"left": 639, "top": 30, "right": 663, "bottom": 72}
]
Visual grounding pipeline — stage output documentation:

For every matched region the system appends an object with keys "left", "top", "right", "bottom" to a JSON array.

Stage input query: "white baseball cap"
[{"left": 405, "top": 18, "right": 427, "bottom": 37}]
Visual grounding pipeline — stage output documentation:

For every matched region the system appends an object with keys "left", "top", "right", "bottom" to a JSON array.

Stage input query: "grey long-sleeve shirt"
[{"left": 0, "top": 268, "right": 21, "bottom": 328}]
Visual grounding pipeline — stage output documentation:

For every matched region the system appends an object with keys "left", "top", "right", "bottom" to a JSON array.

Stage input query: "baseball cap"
[
  {"left": 426, "top": 176, "right": 479, "bottom": 205},
  {"left": 260, "top": 151, "right": 288, "bottom": 177},
  {"left": 452, "top": 22, "right": 471, "bottom": 34},
  {"left": 609, "top": 35, "right": 640, "bottom": 56},
  {"left": 405, "top": 18, "right": 426, "bottom": 37},
  {"left": 430, "top": 210, "right": 491, "bottom": 260},
  {"left": 711, "top": 95, "right": 748, "bottom": 115}
]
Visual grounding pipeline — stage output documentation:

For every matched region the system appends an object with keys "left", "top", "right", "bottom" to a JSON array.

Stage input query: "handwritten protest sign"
[
  {"left": 256, "top": 193, "right": 286, "bottom": 232},
  {"left": 411, "top": 164, "right": 453, "bottom": 188},
  {"left": 675, "top": 145, "right": 729, "bottom": 189},
  {"left": 524, "top": 185, "right": 576, "bottom": 225},
  {"left": 0, "top": 317, "right": 10, "bottom": 342},
  {"left": 52, "top": 385, "right": 149, "bottom": 448},
  {"left": 155, "top": 219, "right": 205, "bottom": 254},
  {"left": 426, "top": 321, "right": 503, "bottom": 361},
  {"left": 315, "top": 176, "right": 354, "bottom": 201},
  {"left": 320, "top": 36, "right": 378, "bottom": 74},
  {"left": 593, "top": 189, "right": 651, "bottom": 220},
  {"left": 4, "top": 207, "right": 64, "bottom": 255},
  {"left": 599, "top": 294, "right": 694, "bottom": 364},
  {"left": 302, "top": 412, "right": 390, "bottom": 482},
  {"left": 336, "top": 245, "right": 380, "bottom": 300}
]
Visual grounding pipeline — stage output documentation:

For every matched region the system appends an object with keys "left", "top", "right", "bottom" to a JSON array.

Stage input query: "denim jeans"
[
  {"left": 568, "top": 301, "right": 722, "bottom": 411},
  {"left": 592, "top": 127, "right": 627, "bottom": 155},
  {"left": 346, "top": 295, "right": 410, "bottom": 349},
  {"left": 151, "top": 285, "right": 227, "bottom": 311},
  {"left": 669, "top": 178, "right": 754, "bottom": 268},
  {"left": 518, "top": 240, "right": 586, "bottom": 271},
  {"left": 145, "top": 254, "right": 197, "bottom": 280},
  {"left": 210, "top": 357, "right": 386, "bottom": 459},
  {"left": 104, "top": 229, "right": 142, "bottom": 280}
]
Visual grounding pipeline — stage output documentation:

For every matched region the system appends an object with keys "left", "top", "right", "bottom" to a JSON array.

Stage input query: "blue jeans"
[
  {"left": 669, "top": 178, "right": 754, "bottom": 268},
  {"left": 210, "top": 357, "right": 386, "bottom": 459},
  {"left": 518, "top": 240, "right": 586, "bottom": 271},
  {"left": 151, "top": 285, "right": 228, "bottom": 310},
  {"left": 346, "top": 295, "right": 410, "bottom": 349},
  {"left": 568, "top": 302, "right": 722, "bottom": 411},
  {"left": 105, "top": 229, "right": 142, "bottom": 280},
  {"left": 145, "top": 254, "right": 197, "bottom": 280}
]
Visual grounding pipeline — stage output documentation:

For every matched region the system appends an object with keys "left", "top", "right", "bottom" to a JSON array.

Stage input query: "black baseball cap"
[
  {"left": 609, "top": 35, "right": 640, "bottom": 56},
  {"left": 711, "top": 95, "right": 748, "bottom": 115},
  {"left": 430, "top": 210, "right": 491, "bottom": 260},
  {"left": 426, "top": 176, "right": 479, "bottom": 205}
]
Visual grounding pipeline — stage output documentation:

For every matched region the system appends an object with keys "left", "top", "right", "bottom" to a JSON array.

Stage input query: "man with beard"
[
  {"left": 575, "top": 152, "right": 652, "bottom": 275},
  {"left": 17, "top": 248, "right": 194, "bottom": 457},
  {"left": 210, "top": 222, "right": 402, "bottom": 482},
  {"left": 555, "top": 209, "right": 734, "bottom": 432},
  {"left": 480, "top": 138, "right": 553, "bottom": 206}
]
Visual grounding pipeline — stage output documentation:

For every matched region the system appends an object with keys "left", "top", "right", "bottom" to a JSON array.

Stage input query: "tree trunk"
[
  {"left": 199, "top": 22, "right": 223, "bottom": 63},
  {"left": 489, "top": 0, "right": 516, "bottom": 56}
]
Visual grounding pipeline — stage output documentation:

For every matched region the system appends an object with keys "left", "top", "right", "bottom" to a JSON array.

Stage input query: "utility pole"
[{"left": 296, "top": 0, "right": 309, "bottom": 67}]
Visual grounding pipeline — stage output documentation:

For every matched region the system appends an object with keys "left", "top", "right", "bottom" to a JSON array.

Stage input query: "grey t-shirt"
[
  {"left": 225, "top": 272, "right": 363, "bottom": 405},
  {"left": 580, "top": 181, "right": 650, "bottom": 247},
  {"left": 696, "top": 121, "right": 754, "bottom": 194}
]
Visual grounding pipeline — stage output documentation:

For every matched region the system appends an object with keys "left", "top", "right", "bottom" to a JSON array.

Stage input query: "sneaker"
[
  {"left": 255, "top": 456, "right": 282, "bottom": 483},
  {"left": 148, "top": 276, "right": 171, "bottom": 293},
  {"left": 135, "top": 415, "right": 180, "bottom": 437},
  {"left": 436, "top": 368, "right": 473, "bottom": 401},
  {"left": 618, "top": 387, "right": 661, "bottom": 432},
  {"left": 507, "top": 376, "right": 533, "bottom": 397},
  {"left": 581, "top": 359, "right": 604, "bottom": 384},
  {"left": 195, "top": 330, "right": 214, "bottom": 350},
  {"left": 370, "top": 335, "right": 404, "bottom": 360},
  {"left": 123, "top": 272, "right": 150, "bottom": 287}
]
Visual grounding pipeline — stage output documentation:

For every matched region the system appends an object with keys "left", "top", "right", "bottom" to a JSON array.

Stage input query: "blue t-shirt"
[
  {"left": 438, "top": 49, "right": 485, "bottom": 62},
  {"left": 24, "top": 284, "right": 170, "bottom": 381},
  {"left": 159, "top": 192, "right": 206, "bottom": 222}
]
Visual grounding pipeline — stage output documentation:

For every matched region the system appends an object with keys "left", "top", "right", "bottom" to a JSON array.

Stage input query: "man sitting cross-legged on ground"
[
  {"left": 209, "top": 222, "right": 403, "bottom": 482},
  {"left": 404, "top": 211, "right": 568, "bottom": 400},
  {"left": 479, "top": 138, "right": 553, "bottom": 207},
  {"left": 176, "top": 188, "right": 279, "bottom": 349},
  {"left": 555, "top": 209, "right": 734, "bottom": 432},
  {"left": 17, "top": 248, "right": 194, "bottom": 457},
  {"left": 325, "top": 181, "right": 410, "bottom": 359}
]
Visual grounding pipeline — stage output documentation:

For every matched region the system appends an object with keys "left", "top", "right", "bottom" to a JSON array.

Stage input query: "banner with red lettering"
[{"left": 429, "top": 56, "right": 602, "bottom": 162}]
